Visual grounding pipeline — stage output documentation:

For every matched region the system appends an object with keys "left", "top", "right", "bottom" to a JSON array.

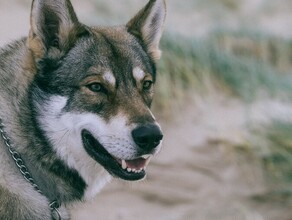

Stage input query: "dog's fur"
[{"left": 0, "top": 0, "right": 166, "bottom": 219}]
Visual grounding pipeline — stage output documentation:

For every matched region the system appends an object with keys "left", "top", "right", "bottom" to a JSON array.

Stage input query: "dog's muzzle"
[{"left": 81, "top": 123, "right": 163, "bottom": 181}]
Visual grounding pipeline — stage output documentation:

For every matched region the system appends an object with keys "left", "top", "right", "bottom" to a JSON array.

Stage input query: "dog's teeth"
[
  {"left": 141, "top": 154, "right": 151, "bottom": 159},
  {"left": 122, "top": 160, "right": 127, "bottom": 169},
  {"left": 122, "top": 156, "right": 153, "bottom": 173},
  {"left": 145, "top": 156, "right": 152, "bottom": 167}
]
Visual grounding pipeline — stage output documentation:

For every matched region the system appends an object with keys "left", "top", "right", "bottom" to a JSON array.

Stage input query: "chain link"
[
  {"left": 0, "top": 118, "right": 61, "bottom": 219},
  {"left": 50, "top": 201, "right": 61, "bottom": 220},
  {"left": 0, "top": 118, "right": 43, "bottom": 194}
]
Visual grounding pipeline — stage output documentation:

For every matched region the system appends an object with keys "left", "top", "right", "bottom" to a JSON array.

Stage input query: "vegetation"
[
  {"left": 155, "top": 31, "right": 292, "bottom": 106},
  {"left": 249, "top": 119, "right": 292, "bottom": 204},
  {"left": 155, "top": 30, "right": 292, "bottom": 201}
]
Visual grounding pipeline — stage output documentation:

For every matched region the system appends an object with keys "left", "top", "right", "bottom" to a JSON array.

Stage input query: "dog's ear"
[
  {"left": 127, "top": 0, "right": 166, "bottom": 61},
  {"left": 28, "top": 0, "right": 88, "bottom": 59}
]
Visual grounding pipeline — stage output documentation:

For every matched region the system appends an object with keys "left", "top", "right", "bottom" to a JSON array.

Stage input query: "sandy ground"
[{"left": 1, "top": 1, "right": 292, "bottom": 220}]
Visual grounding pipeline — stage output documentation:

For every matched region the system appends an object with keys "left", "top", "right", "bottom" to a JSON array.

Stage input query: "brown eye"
[
  {"left": 143, "top": 80, "right": 153, "bottom": 90},
  {"left": 87, "top": 83, "right": 106, "bottom": 93}
]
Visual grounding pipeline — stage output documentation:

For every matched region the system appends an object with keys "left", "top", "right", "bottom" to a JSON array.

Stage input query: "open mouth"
[{"left": 81, "top": 130, "right": 152, "bottom": 181}]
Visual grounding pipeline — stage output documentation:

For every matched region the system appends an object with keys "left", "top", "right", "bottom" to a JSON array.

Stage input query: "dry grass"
[
  {"left": 251, "top": 120, "right": 292, "bottom": 204},
  {"left": 155, "top": 31, "right": 292, "bottom": 109},
  {"left": 154, "top": 31, "right": 292, "bottom": 202}
]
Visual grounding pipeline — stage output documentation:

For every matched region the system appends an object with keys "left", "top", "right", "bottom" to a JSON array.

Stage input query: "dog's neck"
[{"left": 0, "top": 117, "right": 62, "bottom": 219}]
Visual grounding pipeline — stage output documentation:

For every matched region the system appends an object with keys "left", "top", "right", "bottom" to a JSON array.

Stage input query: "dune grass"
[
  {"left": 155, "top": 32, "right": 292, "bottom": 109},
  {"left": 254, "top": 121, "right": 292, "bottom": 203},
  {"left": 155, "top": 31, "right": 292, "bottom": 200},
  {"left": 265, "top": 121, "right": 292, "bottom": 183}
]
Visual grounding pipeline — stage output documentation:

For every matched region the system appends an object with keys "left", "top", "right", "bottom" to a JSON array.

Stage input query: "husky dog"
[{"left": 0, "top": 0, "right": 166, "bottom": 219}]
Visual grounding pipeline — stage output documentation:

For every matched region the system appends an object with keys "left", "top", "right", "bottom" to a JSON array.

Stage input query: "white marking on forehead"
[
  {"left": 133, "top": 67, "right": 146, "bottom": 81},
  {"left": 103, "top": 71, "right": 116, "bottom": 86}
]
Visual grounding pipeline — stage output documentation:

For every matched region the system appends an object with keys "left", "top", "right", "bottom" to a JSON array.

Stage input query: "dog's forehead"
[{"left": 88, "top": 27, "right": 155, "bottom": 77}]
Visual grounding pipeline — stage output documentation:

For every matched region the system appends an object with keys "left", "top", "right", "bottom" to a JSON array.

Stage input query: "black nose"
[{"left": 132, "top": 124, "right": 163, "bottom": 151}]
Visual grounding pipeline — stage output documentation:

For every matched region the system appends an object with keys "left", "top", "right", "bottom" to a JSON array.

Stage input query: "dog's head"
[{"left": 28, "top": 0, "right": 166, "bottom": 185}]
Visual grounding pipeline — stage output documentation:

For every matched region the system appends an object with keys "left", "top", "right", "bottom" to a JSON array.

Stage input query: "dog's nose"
[{"left": 132, "top": 124, "right": 163, "bottom": 151}]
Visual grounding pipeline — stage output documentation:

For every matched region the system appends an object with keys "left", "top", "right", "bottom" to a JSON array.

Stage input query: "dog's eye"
[
  {"left": 143, "top": 80, "right": 153, "bottom": 90},
  {"left": 86, "top": 83, "right": 106, "bottom": 93}
]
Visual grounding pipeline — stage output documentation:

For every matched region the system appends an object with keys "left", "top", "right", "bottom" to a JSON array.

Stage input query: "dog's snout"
[{"left": 132, "top": 124, "right": 163, "bottom": 151}]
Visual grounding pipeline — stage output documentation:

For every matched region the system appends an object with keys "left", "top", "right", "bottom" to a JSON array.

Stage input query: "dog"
[{"left": 0, "top": 0, "right": 166, "bottom": 219}]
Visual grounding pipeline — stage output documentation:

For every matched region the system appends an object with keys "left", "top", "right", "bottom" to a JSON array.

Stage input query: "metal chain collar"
[{"left": 0, "top": 118, "right": 61, "bottom": 220}]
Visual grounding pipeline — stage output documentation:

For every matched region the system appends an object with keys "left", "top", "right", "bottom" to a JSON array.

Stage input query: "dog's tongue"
[
  {"left": 118, "top": 155, "right": 152, "bottom": 171},
  {"left": 125, "top": 158, "right": 147, "bottom": 170}
]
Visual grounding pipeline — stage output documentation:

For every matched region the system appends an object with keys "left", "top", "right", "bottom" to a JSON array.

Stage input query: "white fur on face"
[
  {"left": 36, "top": 95, "right": 142, "bottom": 200},
  {"left": 133, "top": 67, "right": 146, "bottom": 82},
  {"left": 103, "top": 71, "right": 116, "bottom": 87}
]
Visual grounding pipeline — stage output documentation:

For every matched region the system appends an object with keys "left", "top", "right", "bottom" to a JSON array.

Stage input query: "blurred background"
[{"left": 1, "top": 0, "right": 292, "bottom": 219}]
